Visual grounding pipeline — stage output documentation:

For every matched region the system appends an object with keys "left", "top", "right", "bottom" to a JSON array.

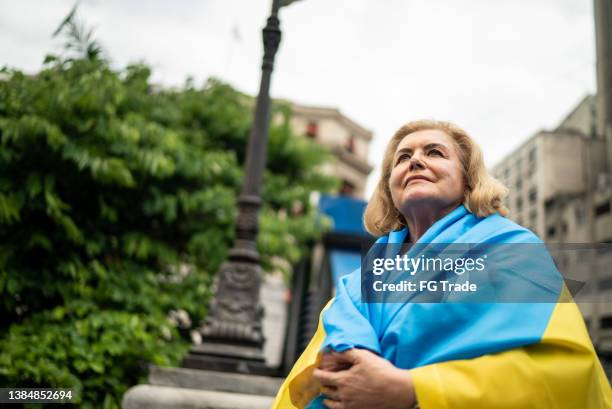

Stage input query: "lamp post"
[{"left": 183, "top": 0, "right": 286, "bottom": 374}]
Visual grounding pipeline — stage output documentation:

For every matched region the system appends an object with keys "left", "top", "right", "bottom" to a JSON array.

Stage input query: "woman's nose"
[{"left": 409, "top": 153, "right": 426, "bottom": 171}]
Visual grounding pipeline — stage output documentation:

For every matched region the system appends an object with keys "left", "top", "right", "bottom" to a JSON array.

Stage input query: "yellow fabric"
[
  {"left": 272, "top": 288, "right": 612, "bottom": 409},
  {"left": 270, "top": 300, "right": 332, "bottom": 409},
  {"left": 412, "top": 288, "right": 612, "bottom": 409}
]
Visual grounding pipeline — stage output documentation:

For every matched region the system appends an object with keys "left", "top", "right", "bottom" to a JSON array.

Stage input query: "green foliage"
[
  {"left": 52, "top": 4, "right": 104, "bottom": 61},
  {"left": 0, "top": 18, "right": 337, "bottom": 408}
]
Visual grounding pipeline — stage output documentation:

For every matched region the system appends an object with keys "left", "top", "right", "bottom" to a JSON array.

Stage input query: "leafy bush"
[{"left": 0, "top": 11, "right": 337, "bottom": 408}]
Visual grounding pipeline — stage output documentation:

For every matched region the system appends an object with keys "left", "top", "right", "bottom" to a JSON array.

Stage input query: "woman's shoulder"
[{"left": 474, "top": 212, "right": 543, "bottom": 244}]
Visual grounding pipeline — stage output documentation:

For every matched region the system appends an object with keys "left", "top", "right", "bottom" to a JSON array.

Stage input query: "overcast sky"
[{"left": 0, "top": 0, "right": 597, "bottom": 197}]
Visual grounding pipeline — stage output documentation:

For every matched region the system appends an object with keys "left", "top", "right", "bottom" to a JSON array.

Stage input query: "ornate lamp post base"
[{"left": 183, "top": 253, "right": 271, "bottom": 374}]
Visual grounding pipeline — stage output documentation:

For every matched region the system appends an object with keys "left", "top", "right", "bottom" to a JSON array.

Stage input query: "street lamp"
[{"left": 183, "top": 0, "right": 296, "bottom": 374}]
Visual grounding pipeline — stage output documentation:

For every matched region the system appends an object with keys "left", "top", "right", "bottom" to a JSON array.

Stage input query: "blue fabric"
[
  {"left": 329, "top": 250, "right": 361, "bottom": 288},
  {"left": 306, "top": 204, "right": 563, "bottom": 408}
]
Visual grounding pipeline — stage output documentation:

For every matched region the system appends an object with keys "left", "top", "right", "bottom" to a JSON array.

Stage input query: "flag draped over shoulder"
[{"left": 270, "top": 204, "right": 612, "bottom": 409}]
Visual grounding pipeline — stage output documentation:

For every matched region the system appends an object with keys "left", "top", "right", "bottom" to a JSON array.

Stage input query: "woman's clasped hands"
[{"left": 313, "top": 348, "right": 417, "bottom": 409}]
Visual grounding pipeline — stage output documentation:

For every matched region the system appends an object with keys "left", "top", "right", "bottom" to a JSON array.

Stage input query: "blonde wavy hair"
[{"left": 363, "top": 119, "right": 509, "bottom": 237}]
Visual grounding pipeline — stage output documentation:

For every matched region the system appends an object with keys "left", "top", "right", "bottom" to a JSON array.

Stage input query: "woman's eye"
[
  {"left": 428, "top": 149, "right": 443, "bottom": 157},
  {"left": 397, "top": 154, "right": 410, "bottom": 163}
]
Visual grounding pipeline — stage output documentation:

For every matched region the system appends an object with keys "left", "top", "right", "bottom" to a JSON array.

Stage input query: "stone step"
[
  {"left": 148, "top": 366, "right": 283, "bottom": 397},
  {"left": 122, "top": 385, "right": 274, "bottom": 409}
]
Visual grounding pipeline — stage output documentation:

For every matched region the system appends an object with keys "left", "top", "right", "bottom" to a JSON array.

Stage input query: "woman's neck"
[{"left": 403, "top": 201, "right": 461, "bottom": 244}]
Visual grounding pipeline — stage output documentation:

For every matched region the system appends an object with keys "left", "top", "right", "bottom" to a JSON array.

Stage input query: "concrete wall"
[
  {"left": 595, "top": 0, "right": 612, "bottom": 141},
  {"left": 540, "top": 133, "right": 585, "bottom": 201},
  {"left": 556, "top": 95, "right": 596, "bottom": 136},
  {"left": 493, "top": 137, "right": 542, "bottom": 233}
]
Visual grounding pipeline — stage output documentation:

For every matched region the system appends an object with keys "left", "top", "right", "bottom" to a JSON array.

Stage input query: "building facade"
[
  {"left": 490, "top": 2, "right": 612, "bottom": 353},
  {"left": 491, "top": 96, "right": 603, "bottom": 239},
  {"left": 491, "top": 94, "right": 612, "bottom": 351},
  {"left": 286, "top": 103, "right": 373, "bottom": 199}
]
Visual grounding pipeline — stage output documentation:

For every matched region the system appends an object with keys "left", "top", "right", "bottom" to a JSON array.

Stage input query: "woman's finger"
[
  {"left": 320, "top": 353, "right": 352, "bottom": 371},
  {"left": 313, "top": 368, "right": 341, "bottom": 386},
  {"left": 320, "top": 385, "right": 339, "bottom": 401},
  {"left": 332, "top": 349, "right": 360, "bottom": 364},
  {"left": 323, "top": 398, "right": 343, "bottom": 409}
]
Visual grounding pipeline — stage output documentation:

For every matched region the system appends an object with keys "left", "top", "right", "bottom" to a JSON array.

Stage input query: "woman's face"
[{"left": 389, "top": 129, "right": 465, "bottom": 216}]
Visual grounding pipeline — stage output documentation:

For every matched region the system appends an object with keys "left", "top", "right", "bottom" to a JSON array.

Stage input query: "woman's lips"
[{"left": 404, "top": 176, "right": 432, "bottom": 187}]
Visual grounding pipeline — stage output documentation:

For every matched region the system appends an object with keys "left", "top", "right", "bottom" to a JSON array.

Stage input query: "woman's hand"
[{"left": 313, "top": 348, "right": 417, "bottom": 409}]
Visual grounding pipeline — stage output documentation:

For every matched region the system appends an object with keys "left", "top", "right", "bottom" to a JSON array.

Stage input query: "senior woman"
[{"left": 271, "top": 120, "right": 611, "bottom": 409}]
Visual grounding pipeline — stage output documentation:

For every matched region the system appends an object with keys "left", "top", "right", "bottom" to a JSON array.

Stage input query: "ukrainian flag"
[{"left": 271, "top": 205, "right": 612, "bottom": 408}]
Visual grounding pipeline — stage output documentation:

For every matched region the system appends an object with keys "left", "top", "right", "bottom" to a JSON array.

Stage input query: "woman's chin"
[{"left": 401, "top": 188, "right": 437, "bottom": 203}]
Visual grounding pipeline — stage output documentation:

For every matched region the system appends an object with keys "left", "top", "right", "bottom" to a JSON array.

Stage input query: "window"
[
  {"left": 516, "top": 197, "right": 523, "bottom": 212},
  {"left": 516, "top": 178, "right": 522, "bottom": 190},
  {"left": 528, "top": 188, "right": 537, "bottom": 204},
  {"left": 601, "top": 315, "right": 612, "bottom": 329},
  {"left": 306, "top": 121, "right": 318, "bottom": 138},
  {"left": 528, "top": 147, "right": 536, "bottom": 162},
  {"left": 340, "top": 180, "right": 355, "bottom": 196},
  {"left": 547, "top": 225, "right": 556, "bottom": 238},
  {"left": 529, "top": 161, "right": 537, "bottom": 173},
  {"left": 528, "top": 148, "right": 537, "bottom": 171},
  {"left": 600, "top": 277, "right": 612, "bottom": 291},
  {"left": 595, "top": 201, "right": 611, "bottom": 217},
  {"left": 529, "top": 210, "right": 537, "bottom": 226},
  {"left": 345, "top": 136, "right": 355, "bottom": 153}
]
